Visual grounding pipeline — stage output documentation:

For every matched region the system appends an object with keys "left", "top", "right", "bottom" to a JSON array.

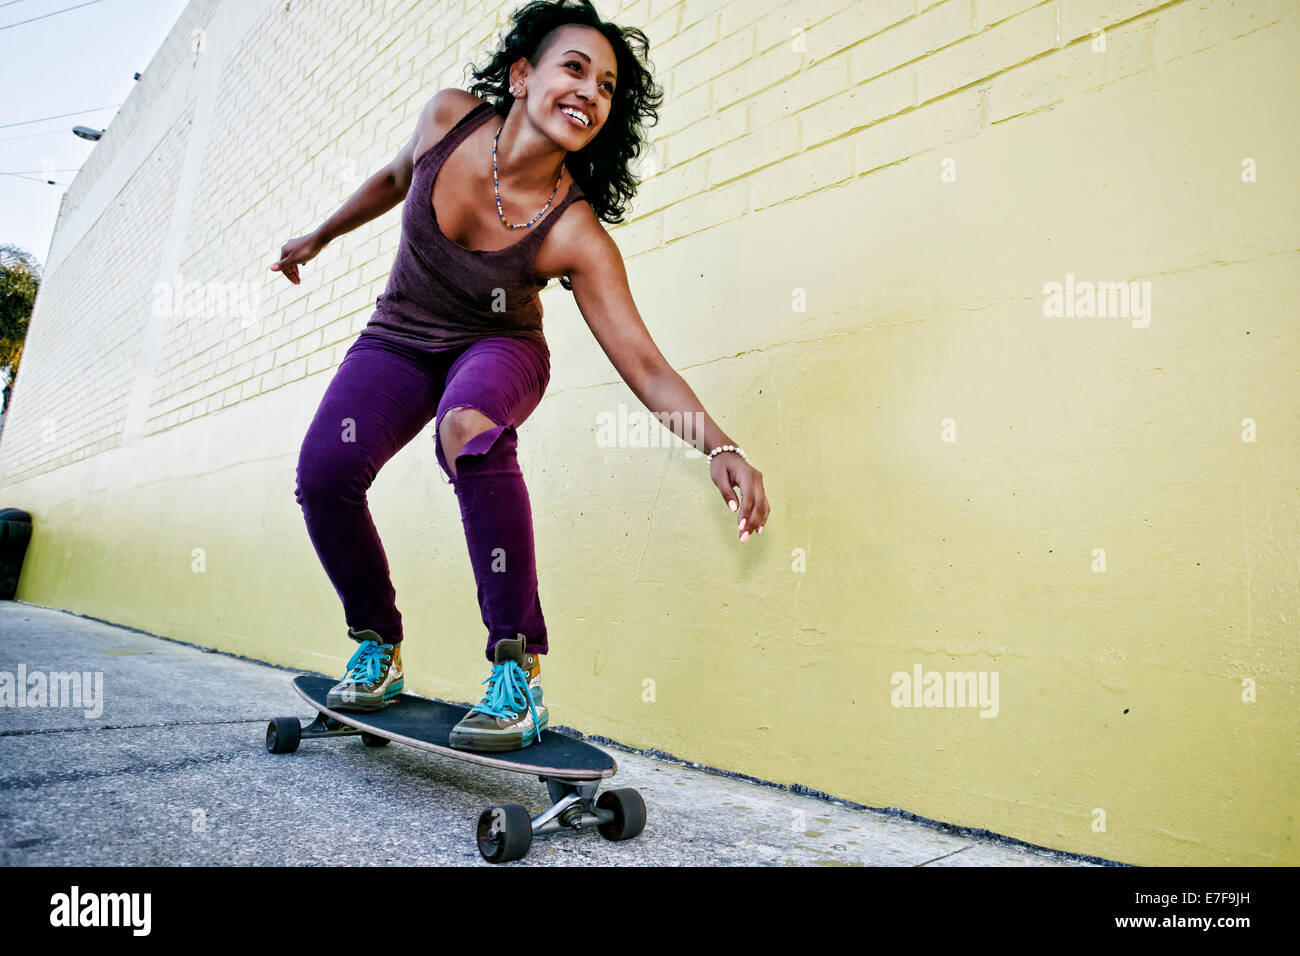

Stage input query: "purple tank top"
[{"left": 363, "top": 100, "right": 587, "bottom": 353}]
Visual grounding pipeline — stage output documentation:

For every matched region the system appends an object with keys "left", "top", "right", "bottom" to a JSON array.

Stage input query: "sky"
[{"left": 1, "top": 0, "right": 192, "bottom": 270}]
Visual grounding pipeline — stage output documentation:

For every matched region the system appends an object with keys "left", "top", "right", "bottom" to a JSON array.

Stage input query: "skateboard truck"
[
  {"left": 302, "top": 711, "right": 359, "bottom": 738},
  {"left": 533, "top": 779, "right": 614, "bottom": 833},
  {"left": 474, "top": 778, "right": 644, "bottom": 862}
]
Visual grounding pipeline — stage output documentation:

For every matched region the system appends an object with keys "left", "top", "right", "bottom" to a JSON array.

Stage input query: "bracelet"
[{"left": 706, "top": 444, "right": 747, "bottom": 464}]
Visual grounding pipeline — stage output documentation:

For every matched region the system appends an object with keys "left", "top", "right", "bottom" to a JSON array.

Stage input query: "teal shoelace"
[
  {"left": 344, "top": 640, "right": 392, "bottom": 684},
  {"left": 470, "top": 661, "right": 541, "bottom": 743}
]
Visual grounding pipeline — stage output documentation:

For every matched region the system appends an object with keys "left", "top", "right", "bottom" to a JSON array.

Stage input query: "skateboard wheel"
[
  {"left": 360, "top": 731, "right": 390, "bottom": 748},
  {"left": 266, "top": 717, "right": 301, "bottom": 754},
  {"left": 596, "top": 788, "right": 646, "bottom": 842},
  {"left": 476, "top": 804, "right": 532, "bottom": 863}
]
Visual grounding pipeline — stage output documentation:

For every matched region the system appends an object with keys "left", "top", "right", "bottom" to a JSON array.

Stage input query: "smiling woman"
[
  {"left": 273, "top": 0, "right": 771, "bottom": 758},
  {"left": 464, "top": 0, "right": 661, "bottom": 240}
]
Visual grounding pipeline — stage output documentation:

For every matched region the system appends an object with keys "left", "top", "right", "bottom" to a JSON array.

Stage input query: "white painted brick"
[
  {"left": 656, "top": 10, "right": 718, "bottom": 71},
  {"left": 630, "top": 154, "right": 710, "bottom": 217},
  {"left": 710, "top": 42, "right": 803, "bottom": 111},
  {"left": 306, "top": 348, "right": 335, "bottom": 375},
  {"left": 1150, "top": 0, "right": 1296, "bottom": 64},
  {"left": 655, "top": 82, "right": 711, "bottom": 138},
  {"left": 980, "top": 0, "right": 1049, "bottom": 29},
  {"left": 754, "top": 0, "right": 856, "bottom": 54},
  {"left": 663, "top": 103, "right": 747, "bottom": 166},
  {"left": 752, "top": 139, "right": 854, "bottom": 209},
  {"left": 607, "top": 215, "right": 663, "bottom": 259},
  {"left": 1060, "top": 0, "right": 1169, "bottom": 43},
  {"left": 989, "top": 16, "right": 1152, "bottom": 122},
  {"left": 850, "top": 0, "right": 975, "bottom": 84},
  {"left": 802, "top": 67, "right": 917, "bottom": 148},
  {"left": 749, "top": 54, "right": 851, "bottom": 128},
  {"left": 662, "top": 179, "right": 749, "bottom": 241},
  {"left": 708, "top": 117, "right": 801, "bottom": 185},
  {"left": 673, "top": 26, "right": 754, "bottom": 92},
  {"left": 853, "top": 86, "right": 983, "bottom": 172},
  {"left": 805, "top": 0, "right": 915, "bottom": 64},
  {"left": 720, "top": 0, "right": 786, "bottom": 37},
  {"left": 916, "top": 2, "right": 1059, "bottom": 101}
]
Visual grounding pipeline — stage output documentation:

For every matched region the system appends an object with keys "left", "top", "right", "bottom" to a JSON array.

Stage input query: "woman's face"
[{"left": 517, "top": 25, "right": 618, "bottom": 148}]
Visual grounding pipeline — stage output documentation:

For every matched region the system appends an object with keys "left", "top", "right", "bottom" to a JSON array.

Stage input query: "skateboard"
[{"left": 265, "top": 675, "right": 646, "bottom": 862}]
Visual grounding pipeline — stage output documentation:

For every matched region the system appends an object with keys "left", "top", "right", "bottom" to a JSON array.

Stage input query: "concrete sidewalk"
[{"left": 0, "top": 602, "right": 1103, "bottom": 866}]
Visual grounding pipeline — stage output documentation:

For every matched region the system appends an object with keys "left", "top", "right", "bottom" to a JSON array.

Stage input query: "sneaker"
[
  {"left": 326, "top": 628, "right": 403, "bottom": 712},
  {"left": 449, "top": 634, "right": 548, "bottom": 752}
]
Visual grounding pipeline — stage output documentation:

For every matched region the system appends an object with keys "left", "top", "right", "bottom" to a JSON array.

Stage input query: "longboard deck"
[{"left": 292, "top": 676, "right": 617, "bottom": 781}]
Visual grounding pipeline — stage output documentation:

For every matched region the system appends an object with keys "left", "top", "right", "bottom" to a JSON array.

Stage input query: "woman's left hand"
[{"left": 710, "top": 452, "right": 770, "bottom": 543}]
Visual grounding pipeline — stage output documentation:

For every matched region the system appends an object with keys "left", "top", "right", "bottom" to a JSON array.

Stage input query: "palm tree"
[{"left": 0, "top": 243, "right": 41, "bottom": 422}]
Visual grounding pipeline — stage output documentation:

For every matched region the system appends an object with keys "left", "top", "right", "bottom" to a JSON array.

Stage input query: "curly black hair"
[{"left": 466, "top": 0, "right": 664, "bottom": 230}]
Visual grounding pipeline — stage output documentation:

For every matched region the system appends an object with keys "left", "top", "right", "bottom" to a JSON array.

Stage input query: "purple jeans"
[{"left": 294, "top": 329, "right": 551, "bottom": 660}]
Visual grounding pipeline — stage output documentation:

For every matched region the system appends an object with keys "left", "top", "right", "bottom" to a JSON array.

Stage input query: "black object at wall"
[{"left": 0, "top": 508, "right": 32, "bottom": 599}]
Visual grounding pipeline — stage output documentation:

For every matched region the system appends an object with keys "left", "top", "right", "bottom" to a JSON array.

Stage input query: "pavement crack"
[
  {"left": 915, "top": 845, "right": 973, "bottom": 866},
  {"left": 0, "top": 751, "right": 255, "bottom": 792},
  {"left": 0, "top": 717, "right": 271, "bottom": 737}
]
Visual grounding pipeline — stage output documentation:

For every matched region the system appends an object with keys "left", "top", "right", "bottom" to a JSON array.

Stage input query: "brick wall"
[{"left": 2, "top": 0, "right": 1296, "bottom": 865}]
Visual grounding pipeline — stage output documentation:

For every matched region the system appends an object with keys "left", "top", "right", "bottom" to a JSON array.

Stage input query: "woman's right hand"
[{"left": 270, "top": 232, "right": 327, "bottom": 285}]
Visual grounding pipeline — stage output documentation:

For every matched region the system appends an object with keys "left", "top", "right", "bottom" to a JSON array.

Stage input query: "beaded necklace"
[{"left": 491, "top": 121, "right": 566, "bottom": 231}]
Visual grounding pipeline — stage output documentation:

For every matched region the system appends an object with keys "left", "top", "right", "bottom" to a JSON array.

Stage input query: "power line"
[
  {"left": 0, "top": 172, "right": 69, "bottom": 185},
  {"left": 0, "top": 128, "right": 101, "bottom": 144},
  {"left": 0, "top": 104, "right": 120, "bottom": 143},
  {"left": 0, "top": 0, "right": 108, "bottom": 31},
  {"left": 0, "top": 104, "right": 122, "bottom": 130}
]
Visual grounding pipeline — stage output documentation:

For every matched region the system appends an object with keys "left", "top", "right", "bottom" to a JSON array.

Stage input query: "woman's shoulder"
[
  {"left": 534, "top": 197, "right": 613, "bottom": 285},
  {"left": 416, "top": 90, "right": 494, "bottom": 157},
  {"left": 432, "top": 89, "right": 493, "bottom": 126}
]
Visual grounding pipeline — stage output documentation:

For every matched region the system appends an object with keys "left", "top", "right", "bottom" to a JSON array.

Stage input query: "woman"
[{"left": 272, "top": 0, "right": 770, "bottom": 753}]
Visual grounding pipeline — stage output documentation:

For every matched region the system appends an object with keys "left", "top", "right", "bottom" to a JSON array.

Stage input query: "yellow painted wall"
[{"left": 2, "top": 0, "right": 1296, "bottom": 865}]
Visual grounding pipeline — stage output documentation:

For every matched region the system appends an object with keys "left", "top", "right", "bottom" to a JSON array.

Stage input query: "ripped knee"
[{"left": 437, "top": 406, "right": 516, "bottom": 479}]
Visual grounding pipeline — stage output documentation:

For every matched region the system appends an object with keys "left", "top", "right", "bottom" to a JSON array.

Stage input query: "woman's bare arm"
[
  {"left": 563, "top": 214, "right": 771, "bottom": 540},
  {"left": 270, "top": 91, "right": 452, "bottom": 283}
]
